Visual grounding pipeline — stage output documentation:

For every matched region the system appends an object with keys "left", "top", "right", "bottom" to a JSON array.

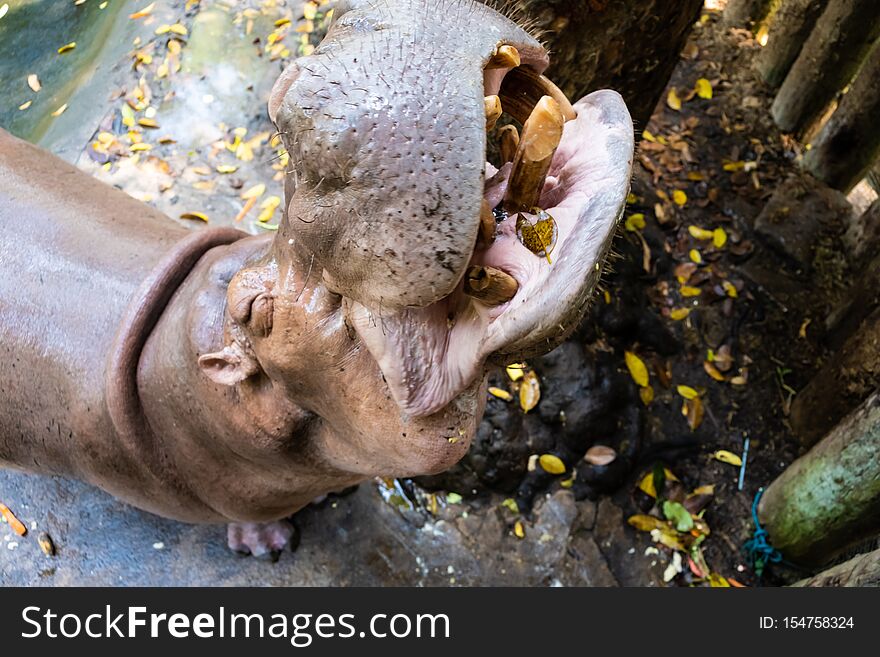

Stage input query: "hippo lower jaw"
[{"left": 347, "top": 91, "right": 634, "bottom": 417}]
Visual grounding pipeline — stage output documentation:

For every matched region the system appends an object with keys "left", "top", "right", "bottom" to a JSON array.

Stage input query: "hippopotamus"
[{"left": 0, "top": 0, "right": 633, "bottom": 557}]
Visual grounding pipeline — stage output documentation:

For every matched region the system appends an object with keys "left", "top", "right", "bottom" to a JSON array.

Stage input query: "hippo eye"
[{"left": 248, "top": 293, "right": 275, "bottom": 338}]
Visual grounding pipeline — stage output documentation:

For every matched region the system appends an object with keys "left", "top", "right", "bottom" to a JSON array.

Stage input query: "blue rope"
[{"left": 742, "top": 487, "right": 783, "bottom": 577}]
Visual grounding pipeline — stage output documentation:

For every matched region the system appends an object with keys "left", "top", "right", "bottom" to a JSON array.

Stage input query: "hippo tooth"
[
  {"left": 498, "top": 68, "right": 577, "bottom": 126},
  {"left": 498, "top": 124, "right": 520, "bottom": 165},
  {"left": 463, "top": 265, "right": 518, "bottom": 306},
  {"left": 485, "top": 44, "right": 521, "bottom": 70},
  {"left": 485, "top": 95, "right": 502, "bottom": 131},
  {"left": 479, "top": 198, "right": 496, "bottom": 245},
  {"left": 503, "top": 95, "right": 565, "bottom": 214}
]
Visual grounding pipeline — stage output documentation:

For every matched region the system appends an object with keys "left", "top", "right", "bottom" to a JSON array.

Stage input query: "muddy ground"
[{"left": 1, "top": 2, "right": 868, "bottom": 586}]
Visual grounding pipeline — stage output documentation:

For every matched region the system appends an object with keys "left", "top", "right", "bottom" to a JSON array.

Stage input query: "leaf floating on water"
[
  {"left": 169, "top": 23, "right": 188, "bottom": 36},
  {"left": 488, "top": 386, "right": 512, "bottom": 402},
  {"left": 241, "top": 183, "right": 266, "bottom": 199},
  {"left": 505, "top": 363, "right": 525, "bottom": 382},
  {"left": 666, "top": 88, "right": 682, "bottom": 111},
  {"left": 138, "top": 117, "right": 159, "bottom": 129},
  {"left": 538, "top": 454, "right": 566, "bottom": 475},
  {"left": 27, "top": 74, "right": 41, "bottom": 92},
  {"left": 713, "top": 450, "right": 742, "bottom": 467},
  {"left": 584, "top": 445, "right": 617, "bottom": 466},
  {"left": 216, "top": 165, "right": 238, "bottom": 174},
  {"left": 129, "top": 142, "right": 152, "bottom": 152},
  {"left": 129, "top": 2, "right": 156, "bottom": 19},
  {"left": 18, "top": 101, "right": 32, "bottom": 111},
  {"left": 624, "top": 351, "right": 649, "bottom": 387},
  {"left": 695, "top": 78, "right": 713, "bottom": 100},
  {"left": 516, "top": 210, "right": 557, "bottom": 263},
  {"left": 625, "top": 213, "right": 645, "bottom": 231},
  {"left": 57, "top": 42, "right": 76, "bottom": 54},
  {"left": 180, "top": 212, "right": 209, "bottom": 222},
  {"left": 677, "top": 385, "right": 699, "bottom": 400},
  {"left": 0, "top": 4, "right": 8, "bottom": 20},
  {"left": 519, "top": 370, "right": 540, "bottom": 412},
  {"left": 50, "top": 103, "right": 68, "bottom": 117}
]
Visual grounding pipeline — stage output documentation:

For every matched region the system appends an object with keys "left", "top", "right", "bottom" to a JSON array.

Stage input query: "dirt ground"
[{"left": 1, "top": 2, "right": 869, "bottom": 586}]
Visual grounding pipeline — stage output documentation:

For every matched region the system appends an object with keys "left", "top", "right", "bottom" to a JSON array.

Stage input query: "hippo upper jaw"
[{"left": 347, "top": 91, "right": 634, "bottom": 417}]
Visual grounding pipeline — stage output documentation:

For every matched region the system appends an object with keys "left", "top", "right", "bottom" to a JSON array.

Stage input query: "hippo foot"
[{"left": 227, "top": 520, "right": 298, "bottom": 561}]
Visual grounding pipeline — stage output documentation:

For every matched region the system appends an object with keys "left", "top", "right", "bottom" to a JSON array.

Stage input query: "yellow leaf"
[
  {"left": 488, "top": 387, "right": 512, "bottom": 402},
  {"left": 138, "top": 117, "right": 159, "bottom": 128},
  {"left": 626, "top": 192, "right": 638, "bottom": 204},
  {"left": 627, "top": 514, "right": 667, "bottom": 533},
  {"left": 709, "top": 573, "right": 731, "bottom": 587},
  {"left": 50, "top": 103, "right": 68, "bottom": 117},
  {"left": 673, "top": 190, "right": 687, "bottom": 206},
  {"left": 680, "top": 285, "right": 701, "bottom": 297},
  {"left": 703, "top": 361, "right": 726, "bottom": 382},
  {"left": 666, "top": 88, "right": 681, "bottom": 111},
  {"left": 216, "top": 165, "right": 238, "bottom": 174},
  {"left": 275, "top": 17, "right": 291, "bottom": 27},
  {"left": 713, "top": 450, "right": 742, "bottom": 466},
  {"left": 624, "top": 351, "right": 649, "bottom": 387},
  {"left": 27, "top": 74, "right": 41, "bottom": 92},
  {"left": 688, "top": 225, "right": 714, "bottom": 240},
  {"left": 723, "top": 160, "right": 745, "bottom": 172},
  {"left": 642, "top": 130, "right": 656, "bottom": 143},
  {"left": 505, "top": 363, "right": 525, "bottom": 382},
  {"left": 689, "top": 249, "right": 703, "bottom": 264},
  {"left": 639, "top": 385, "right": 654, "bottom": 405},
  {"left": 625, "top": 213, "right": 645, "bottom": 231},
  {"left": 179, "top": 212, "right": 209, "bottom": 222},
  {"left": 670, "top": 308, "right": 690, "bottom": 321},
  {"left": 18, "top": 100, "right": 32, "bottom": 111},
  {"left": 155, "top": 24, "right": 171, "bottom": 34},
  {"left": 713, "top": 227, "right": 728, "bottom": 248},
  {"left": 677, "top": 385, "right": 699, "bottom": 400},
  {"left": 513, "top": 520, "right": 525, "bottom": 539},
  {"left": 687, "top": 172, "right": 705, "bottom": 181},
  {"left": 57, "top": 42, "right": 76, "bottom": 54},
  {"left": 695, "top": 78, "right": 713, "bottom": 100},
  {"left": 303, "top": 1, "right": 319, "bottom": 20},
  {"left": 538, "top": 454, "right": 566, "bottom": 475},
  {"left": 241, "top": 183, "right": 266, "bottom": 199},
  {"left": 501, "top": 498, "right": 519, "bottom": 513},
  {"left": 637, "top": 468, "right": 680, "bottom": 498},
  {"left": 129, "top": 142, "right": 152, "bottom": 151},
  {"left": 169, "top": 23, "right": 188, "bottom": 36},
  {"left": 129, "top": 2, "right": 155, "bottom": 19},
  {"left": 722, "top": 280, "right": 738, "bottom": 298},
  {"left": 519, "top": 370, "right": 541, "bottom": 412}
]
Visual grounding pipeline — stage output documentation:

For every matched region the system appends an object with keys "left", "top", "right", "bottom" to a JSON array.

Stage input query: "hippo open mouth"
[{"left": 269, "top": 0, "right": 634, "bottom": 418}]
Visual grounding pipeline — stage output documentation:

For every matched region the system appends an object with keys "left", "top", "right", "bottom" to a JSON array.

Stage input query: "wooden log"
[
  {"left": 791, "top": 547, "right": 880, "bottom": 586},
  {"left": 803, "top": 43, "right": 880, "bottom": 192},
  {"left": 759, "top": 392, "right": 880, "bottom": 565},
  {"left": 756, "top": 0, "right": 830, "bottom": 87},
  {"left": 771, "top": 0, "right": 880, "bottom": 135}
]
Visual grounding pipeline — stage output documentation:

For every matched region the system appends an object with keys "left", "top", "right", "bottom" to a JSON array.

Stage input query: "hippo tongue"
[{"left": 346, "top": 91, "right": 634, "bottom": 418}]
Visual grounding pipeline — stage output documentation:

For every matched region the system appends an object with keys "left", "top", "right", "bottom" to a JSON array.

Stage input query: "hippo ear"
[{"left": 198, "top": 344, "right": 260, "bottom": 386}]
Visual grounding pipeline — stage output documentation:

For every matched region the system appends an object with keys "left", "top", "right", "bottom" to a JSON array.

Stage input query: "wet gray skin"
[{"left": 269, "top": 0, "right": 635, "bottom": 417}]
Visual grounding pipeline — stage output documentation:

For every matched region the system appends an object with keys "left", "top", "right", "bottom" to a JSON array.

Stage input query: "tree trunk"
[
  {"left": 841, "top": 198, "right": 880, "bottom": 280},
  {"left": 759, "top": 392, "right": 880, "bottom": 566},
  {"left": 791, "top": 548, "right": 880, "bottom": 586},
  {"left": 790, "top": 304, "right": 880, "bottom": 446},
  {"left": 803, "top": 44, "right": 880, "bottom": 192},
  {"left": 513, "top": 0, "right": 704, "bottom": 128},
  {"left": 756, "top": 0, "right": 830, "bottom": 87},
  {"left": 723, "top": 0, "right": 778, "bottom": 28},
  {"left": 770, "top": 0, "right": 880, "bottom": 135}
]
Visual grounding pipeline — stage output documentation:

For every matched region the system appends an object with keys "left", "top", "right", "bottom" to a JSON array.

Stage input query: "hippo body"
[{"left": 0, "top": 0, "right": 634, "bottom": 554}]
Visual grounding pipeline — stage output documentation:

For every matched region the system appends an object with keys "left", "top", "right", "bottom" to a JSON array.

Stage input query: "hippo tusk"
[
  {"left": 485, "top": 44, "right": 521, "bottom": 70},
  {"left": 479, "top": 198, "right": 496, "bottom": 245},
  {"left": 463, "top": 265, "right": 518, "bottom": 306},
  {"left": 498, "top": 124, "right": 520, "bottom": 164},
  {"left": 498, "top": 67, "right": 577, "bottom": 126},
  {"left": 503, "top": 95, "right": 565, "bottom": 214},
  {"left": 485, "top": 95, "right": 502, "bottom": 131}
]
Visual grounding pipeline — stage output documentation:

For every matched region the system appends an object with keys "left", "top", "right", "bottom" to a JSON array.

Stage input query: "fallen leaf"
[
  {"left": 235, "top": 196, "right": 257, "bottom": 222},
  {"left": 506, "top": 363, "right": 525, "bottom": 382},
  {"left": 695, "top": 78, "right": 713, "bottom": 99},
  {"left": 0, "top": 502, "right": 27, "bottom": 536},
  {"left": 688, "top": 225, "right": 714, "bottom": 240},
  {"left": 627, "top": 514, "right": 667, "bottom": 533},
  {"left": 129, "top": 2, "right": 155, "bottom": 19},
  {"left": 673, "top": 190, "right": 687, "bottom": 206},
  {"left": 445, "top": 492, "right": 462, "bottom": 504},
  {"left": 703, "top": 361, "right": 726, "bottom": 381},
  {"left": 538, "top": 454, "right": 566, "bottom": 475},
  {"left": 27, "top": 74, "right": 41, "bottom": 92},
  {"left": 677, "top": 385, "right": 699, "bottom": 400},
  {"left": 722, "top": 280, "right": 738, "bottom": 298},
  {"left": 241, "top": 183, "right": 266, "bottom": 199},
  {"left": 169, "top": 23, "right": 188, "bottom": 36},
  {"left": 625, "top": 351, "right": 649, "bottom": 387},
  {"left": 670, "top": 308, "right": 690, "bottom": 321},
  {"left": 488, "top": 386, "right": 512, "bottom": 401},
  {"left": 625, "top": 213, "right": 646, "bottom": 231},
  {"left": 666, "top": 88, "right": 682, "bottom": 111},
  {"left": 57, "top": 42, "right": 76, "bottom": 54},
  {"left": 137, "top": 117, "right": 159, "bottom": 128},
  {"left": 38, "top": 532, "right": 55, "bottom": 556},
  {"left": 129, "top": 142, "right": 152, "bottom": 151},
  {"left": 637, "top": 467, "right": 679, "bottom": 498},
  {"left": 513, "top": 520, "right": 525, "bottom": 539},
  {"left": 639, "top": 385, "right": 654, "bottom": 405},
  {"left": 662, "top": 500, "right": 694, "bottom": 532},
  {"left": 713, "top": 227, "right": 728, "bottom": 248},
  {"left": 709, "top": 573, "right": 731, "bottom": 587},
  {"left": 685, "top": 397, "right": 704, "bottom": 431},
  {"left": 179, "top": 212, "right": 209, "bottom": 222},
  {"left": 501, "top": 498, "right": 519, "bottom": 513},
  {"left": 689, "top": 249, "right": 703, "bottom": 264},
  {"left": 584, "top": 445, "right": 617, "bottom": 466},
  {"left": 50, "top": 103, "right": 68, "bottom": 117},
  {"left": 713, "top": 450, "right": 743, "bottom": 467},
  {"left": 216, "top": 165, "right": 238, "bottom": 174},
  {"left": 681, "top": 285, "right": 701, "bottom": 297},
  {"left": 18, "top": 100, "right": 32, "bottom": 111},
  {"left": 0, "top": 4, "right": 8, "bottom": 20},
  {"left": 519, "top": 370, "right": 540, "bottom": 412}
]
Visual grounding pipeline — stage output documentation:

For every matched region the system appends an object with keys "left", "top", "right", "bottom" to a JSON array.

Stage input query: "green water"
[{"left": 0, "top": 0, "right": 145, "bottom": 155}]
